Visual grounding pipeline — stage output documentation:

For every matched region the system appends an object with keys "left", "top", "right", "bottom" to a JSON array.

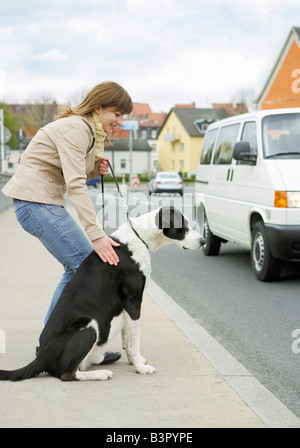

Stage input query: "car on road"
[
  {"left": 148, "top": 172, "right": 184, "bottom": 196},
  {"left": 86, "top": 177, "right": 101, "bottom": 188}
]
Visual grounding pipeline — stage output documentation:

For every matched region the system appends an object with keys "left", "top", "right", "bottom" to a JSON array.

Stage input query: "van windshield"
[{"left": 262, "top": 113, "right": 300, "bottom": 159}]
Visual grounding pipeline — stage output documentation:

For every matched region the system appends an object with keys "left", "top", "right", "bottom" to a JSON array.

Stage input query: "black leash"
[{"left": 100, "top": 161, "right": 149, "bottom": 250}]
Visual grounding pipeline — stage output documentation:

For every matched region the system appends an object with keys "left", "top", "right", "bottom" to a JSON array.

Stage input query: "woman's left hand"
[
  {"left": 92, "top": 235, "right": 120, "bottom": 265},
  {"left": 99, "top": 157, "right": 109, "bottom": 176}
]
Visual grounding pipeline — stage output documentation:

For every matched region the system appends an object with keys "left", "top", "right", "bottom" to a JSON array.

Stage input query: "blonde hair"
[{"left": 56, "top": 81, "right": 133, "bottom": 119}]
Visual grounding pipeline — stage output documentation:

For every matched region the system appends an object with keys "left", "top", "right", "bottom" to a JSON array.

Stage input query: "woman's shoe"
[
  {"left": 36, "top": 347, "right": 121, "bottom": 365},
  {"left": 100, "top": 351, "right": 121, "bottom": 365}
]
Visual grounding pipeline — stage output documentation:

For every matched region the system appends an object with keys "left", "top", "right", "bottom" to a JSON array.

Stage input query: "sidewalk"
[{"left": 0, "top": 206, "right": 299, "bottom": 428}]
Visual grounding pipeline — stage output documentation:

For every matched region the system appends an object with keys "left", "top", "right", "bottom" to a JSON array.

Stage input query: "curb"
[{"left": 147, "top": 279, "right": 300, "bottom": 428}]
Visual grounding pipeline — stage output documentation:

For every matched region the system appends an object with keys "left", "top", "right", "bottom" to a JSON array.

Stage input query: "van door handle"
[{"left": 226, "top": 168, "right": 234, "bottom": 181}]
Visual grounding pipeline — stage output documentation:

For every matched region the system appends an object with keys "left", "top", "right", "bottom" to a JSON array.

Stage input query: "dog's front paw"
[
  {"left": 75, "top": 369, "right": 113, "bottom": 381},
  {"left": 135, "top": 364, "right": 156, "bottom": 375},
  {"left": 139, "top": 355, "right": 147, "bottom": 364},
  {"left": 127, "top": 354, "right": 147, "bottom": 366},
  {"left": 100, "top": 369, "right": 114, "bottom": 380}
]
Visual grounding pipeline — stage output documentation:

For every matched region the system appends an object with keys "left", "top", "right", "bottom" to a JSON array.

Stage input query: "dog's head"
[
  {"left": 118, "top": 206, "right": 205, "bottom": 253},
  {"left": 154, "top": 206, "right": 205, "bottom": 251}
]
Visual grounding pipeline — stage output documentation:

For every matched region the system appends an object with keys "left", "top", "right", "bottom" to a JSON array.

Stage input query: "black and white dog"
[{"left": 0, "top": 206, "right": 205, "bottom": 382}]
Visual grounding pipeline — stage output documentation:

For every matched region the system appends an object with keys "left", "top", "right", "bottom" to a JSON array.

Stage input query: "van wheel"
[
  {"left": 202, "top": 214, "right": 221, "bottom": 256},
  {"left": 251, "top": 221, "right": 282, "bottom": 281}
]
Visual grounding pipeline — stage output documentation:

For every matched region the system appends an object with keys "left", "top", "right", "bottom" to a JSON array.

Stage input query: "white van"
[{"left": 195, "top": 108, "right": 300, "bottom": 281}]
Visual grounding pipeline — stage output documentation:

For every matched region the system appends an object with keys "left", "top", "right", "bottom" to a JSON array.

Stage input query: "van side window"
[
  {"left": 213, "top": 124, "right": 240, "bottom": 164},
  {"left": 262, "top": 113, "right": 300, "bottom": 158},
  {"left": 241, "top": 121, "right": 257, "bottom": 154},
  {"left": 200, "top": 129, "right": 218, "bottom": 164}
]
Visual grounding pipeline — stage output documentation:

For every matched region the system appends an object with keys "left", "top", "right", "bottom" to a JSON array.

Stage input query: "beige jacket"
[{"left": 2, "top": 114, "right": 106, "bottom": 241}]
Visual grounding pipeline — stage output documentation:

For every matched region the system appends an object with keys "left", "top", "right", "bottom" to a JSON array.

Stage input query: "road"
[{"left": 89, "top": 184, "right": 300, "bottom": 419}]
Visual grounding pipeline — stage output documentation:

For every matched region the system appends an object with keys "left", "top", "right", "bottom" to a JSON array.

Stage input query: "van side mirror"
[{"left": 233, "top": 142, "right": 257, "bottom": 165}]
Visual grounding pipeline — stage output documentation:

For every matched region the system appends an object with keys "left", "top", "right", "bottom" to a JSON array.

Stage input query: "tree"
[
  {"left": 22, "top": 92, "right": 58, "bottom": 129},
  {"left": 231, "top": 89, "right": 256, "bottom": 113},
  {"left": 67, "top": 88, "right": 89, "bottom": 106},
  {"left": 0, "top": 103, "right": 19, "bottom": 149}
]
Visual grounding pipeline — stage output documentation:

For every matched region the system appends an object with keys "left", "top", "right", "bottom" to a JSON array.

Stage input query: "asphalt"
[{"left": 1, "top": 205, "right": 300, "bottom": 429}]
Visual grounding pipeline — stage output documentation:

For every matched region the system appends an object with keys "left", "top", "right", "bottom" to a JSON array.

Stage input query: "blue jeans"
[{"left": 14, "top": 200, "right": 93, "bottom": 325}]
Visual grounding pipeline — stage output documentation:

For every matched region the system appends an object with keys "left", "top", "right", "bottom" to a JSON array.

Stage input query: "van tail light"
[
  {"left": 274, "top": 191, "right": 287, "bottom": 208},
  {"left": 156, "top": 181, "right": 161, "bottom": 184},
  {"left": 179, "top": 181, "right": 183, "bottom": 184}
]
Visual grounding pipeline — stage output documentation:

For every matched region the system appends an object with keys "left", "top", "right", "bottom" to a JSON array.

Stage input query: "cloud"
[
  {"left": 1, "top": 0, "right": 300, "bottom": 110},
  {"left": 31, "top": 49, "right": 69, "bottom": 62},
  {"left": 0, "top": 28, "right": 32, "bottom": 70}
]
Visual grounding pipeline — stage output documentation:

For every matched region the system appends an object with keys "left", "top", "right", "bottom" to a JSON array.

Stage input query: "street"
[{"left": 89, "top": 184, "right": 300, "bottom": 419}]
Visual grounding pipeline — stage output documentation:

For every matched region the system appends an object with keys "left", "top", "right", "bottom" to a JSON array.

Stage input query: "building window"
[
  {"left": 180, "top": 142, "right": 184, "bottom": 152},
  {"left": 194, "top": 119, "right": 215, "bottom": 132},
  {"left": 151, "top": 129, "right": 157, "bottom": 139},
  {"left": 141, "top": 129, "right": 148, "bottom": 139},
  {"left": 120, "top": 159, "right": 126, "bottom": 169},
  {"left": 180, "top": 160, "right": 184, "bottom": 169}
]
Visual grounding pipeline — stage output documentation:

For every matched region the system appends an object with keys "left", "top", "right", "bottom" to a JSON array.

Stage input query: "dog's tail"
[{"left": 0, "top": 358, "right": 46, "bottom": 382}]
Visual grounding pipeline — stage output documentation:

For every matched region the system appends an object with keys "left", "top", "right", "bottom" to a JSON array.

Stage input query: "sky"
[{"left": 1, "top": 0, "right": 300, "bottom": 113}]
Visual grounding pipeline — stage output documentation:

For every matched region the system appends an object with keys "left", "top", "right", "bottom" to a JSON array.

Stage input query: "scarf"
[{"left": 92, "top": 111, "right": 108, "bottom": 160}]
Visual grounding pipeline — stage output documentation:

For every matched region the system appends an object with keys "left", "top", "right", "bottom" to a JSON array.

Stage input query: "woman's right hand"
[
  {"left": 92, "top": 235, "right": 120, "bottom": 266},
  {"left": 99, "top": 158, "right": 110, "bottom": 176}
]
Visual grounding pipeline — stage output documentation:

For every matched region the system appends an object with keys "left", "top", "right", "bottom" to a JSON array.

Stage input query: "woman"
[{"left": 2, "top": 81, "right": 133, "bottom": 363}]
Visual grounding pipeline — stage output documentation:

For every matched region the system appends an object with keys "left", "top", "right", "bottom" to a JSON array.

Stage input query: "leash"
[{"left": 100, "top": 161, "right": 149, "bottom": 250}]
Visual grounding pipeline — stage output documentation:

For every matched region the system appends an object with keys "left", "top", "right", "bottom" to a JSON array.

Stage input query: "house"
[
  {"left": 5, "top": 138, "right": 153, "bottom": 178},
  {"left": 4, "top": 102, "right": 164, "bottom": 177},
  {"left": 104, "top": 138, "right": 153, "bottom": 176},
  {"left": 256, "top": 26, "right": 300, "bottom": 109},
  {"left": 212, "top": 103, "right": 248, "bottom": 115},
  {"left": 158, "top": 106, "right": 230, "bottom": 173},
  {"left": 112, "top": 103, "right": 166, "bottom": 173}
]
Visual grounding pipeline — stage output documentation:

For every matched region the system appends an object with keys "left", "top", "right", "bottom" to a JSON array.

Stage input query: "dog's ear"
[{"left": 155, "top": 206, "right": 176, "bottom": 229}]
